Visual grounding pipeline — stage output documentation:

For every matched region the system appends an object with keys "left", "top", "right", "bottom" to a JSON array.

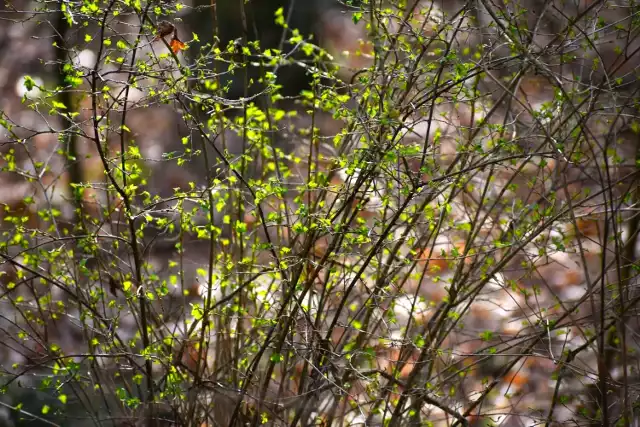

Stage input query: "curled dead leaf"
[
  {"left": 153, "top": 20, "right": 175, "bottom": 41},
  {"left": 153, "top": 21, "right": 185, "bottom": 54}
]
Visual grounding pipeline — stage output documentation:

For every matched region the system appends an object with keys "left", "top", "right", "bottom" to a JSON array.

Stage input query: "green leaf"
[
  {"left": 51, "top": 100, "right": 67, "bottom": 110},
  {"left": 270, "top": 353, "right": 283, "bottom": 363},
  {"left": 23, "top": 76, "right": 36, "bottom": 91}
]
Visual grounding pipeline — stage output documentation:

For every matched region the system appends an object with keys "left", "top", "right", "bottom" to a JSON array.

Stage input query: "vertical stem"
[{"left": 55, "top": 2, "right": 83, "bottom": 223}]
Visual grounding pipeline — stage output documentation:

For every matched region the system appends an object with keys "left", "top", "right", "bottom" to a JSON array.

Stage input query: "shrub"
[{"left": 0, "top": 0, "right": 639, "bottom": 426}]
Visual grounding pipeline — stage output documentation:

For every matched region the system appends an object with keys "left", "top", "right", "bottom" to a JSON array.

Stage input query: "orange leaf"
[{"left": 170, "top": 37, "right": 185, "bottom": 54}]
